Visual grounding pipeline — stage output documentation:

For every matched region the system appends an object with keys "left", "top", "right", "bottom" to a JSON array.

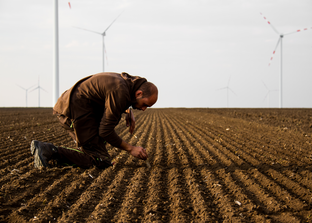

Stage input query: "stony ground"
[{"left": 0, "top": 107, "right": 312, "bottom": 223}]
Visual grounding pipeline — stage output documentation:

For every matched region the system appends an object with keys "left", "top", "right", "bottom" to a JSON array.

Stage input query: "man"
[{"left": 30, "top": 72, "right": 158, "bottom": 169}]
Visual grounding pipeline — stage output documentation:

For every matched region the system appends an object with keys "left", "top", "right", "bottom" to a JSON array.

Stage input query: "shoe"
[{"left": 30, "top": 140, "right": 58, "bottom": 168}]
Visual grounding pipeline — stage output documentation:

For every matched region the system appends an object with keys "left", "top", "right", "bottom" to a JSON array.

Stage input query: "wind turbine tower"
[
  {"left": 217, "top": 76, "right": 236, "bottom": 108},
  {"left": 74, "top": 12, "right": 123, "bottom": 72},
  {"left": 260, "top": 12, "right": 312, "bottom": 108},
  {"left": 262, "top": 81, "right": 278, "bottom": 108},
  {"left": 17, "top": 84, "right": 35, "bottom": 107},
  {"left": 53, "top": 0, "right": 59, "bottom": 107},
  {"left": 30, "top": 76, "right": 48, "bottom": 107}
]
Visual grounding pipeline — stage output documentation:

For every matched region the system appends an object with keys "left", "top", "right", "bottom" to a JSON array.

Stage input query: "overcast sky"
[{"left": 0, "top": 0, "right": 311, "bottom": 108}]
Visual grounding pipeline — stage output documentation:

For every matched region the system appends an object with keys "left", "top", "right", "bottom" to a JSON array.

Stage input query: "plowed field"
[{"left": 1, "top": 108, "right": 312, "bottom": 223}]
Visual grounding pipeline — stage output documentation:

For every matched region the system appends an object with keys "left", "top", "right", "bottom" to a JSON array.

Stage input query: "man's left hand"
[{"left": 126, "top": 108, "right": 135, "bottom": 134}]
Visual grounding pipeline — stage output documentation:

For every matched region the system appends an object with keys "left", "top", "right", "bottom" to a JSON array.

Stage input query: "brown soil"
[{"left": 0, "top": 107, "right": 312, "bottom": 223}]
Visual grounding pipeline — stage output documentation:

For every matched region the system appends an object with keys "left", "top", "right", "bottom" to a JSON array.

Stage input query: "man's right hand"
[
  {"left": 129, "top": 146, "right": 148, "bottom": 160},
  {"left": 119, "top": 141, "right": 148, "bottom": 160}
]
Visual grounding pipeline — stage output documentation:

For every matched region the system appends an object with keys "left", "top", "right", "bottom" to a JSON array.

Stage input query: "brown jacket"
[{"left": 53, "top": 72, "right": 147, "bottom": 148}]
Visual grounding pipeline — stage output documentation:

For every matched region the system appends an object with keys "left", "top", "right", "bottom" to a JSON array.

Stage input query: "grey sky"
[{"left": 0, "top": 0, "right": 311, "bottom": 108}]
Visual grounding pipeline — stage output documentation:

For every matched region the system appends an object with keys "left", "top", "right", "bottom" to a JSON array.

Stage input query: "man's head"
[{"left": 132, "top": 82, "right": 158, "bottom": 111}]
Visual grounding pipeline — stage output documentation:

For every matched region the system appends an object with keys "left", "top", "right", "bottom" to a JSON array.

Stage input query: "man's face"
[{"left": 132, "top": 91, "right": 157, "bottom": 111}]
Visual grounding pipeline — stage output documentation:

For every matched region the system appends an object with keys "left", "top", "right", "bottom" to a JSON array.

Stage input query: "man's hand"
[
  {"left": 119, "top": 141, "right": 148, "bottom": 160},
  {"left": 126, "top": 108, "right": 135, "bottom": 134},
  {"left": 129, "top": 146, "right": 148, "bottom": 160}
]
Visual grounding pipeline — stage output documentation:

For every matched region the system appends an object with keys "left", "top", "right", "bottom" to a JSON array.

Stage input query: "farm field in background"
[{"left": 0, "top": 107, "right": 312, "bottom": 223}]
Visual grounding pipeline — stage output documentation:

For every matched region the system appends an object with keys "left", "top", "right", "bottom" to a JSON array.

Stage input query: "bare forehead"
[{"left": 148, "top": 93, "right": 158, "bottom": 106}]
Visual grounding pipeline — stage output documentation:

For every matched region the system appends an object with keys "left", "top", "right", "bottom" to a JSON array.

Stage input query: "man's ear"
[{"left": 135, "top": 90, "right": 143, "bottom": 98}]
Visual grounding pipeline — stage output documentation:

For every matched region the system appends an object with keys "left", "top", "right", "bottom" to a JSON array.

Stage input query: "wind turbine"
[
  {"left": 260, "top": 12, "right": 312, "bottom": 108},
  {"left": 30, "top": 76, "right": 48, "bottom": 107},
  {"left": 217, "top": 76, "right": 236, "bottom": 108},
  {"left": 262, "top": 81, "right": 278, "bottom": 108},
  {"left": 74, "top": 12, "right": 123, "bottom": 72},
  {"left": 17, "top": 84, "right": 36, "bottom": 107},
  {"left": 53, "top": 0, "right": 59, "bottom": 107}
]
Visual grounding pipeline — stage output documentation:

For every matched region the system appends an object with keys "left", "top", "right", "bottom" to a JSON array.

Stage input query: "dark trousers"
[
  {"left": 54, "top": 113, "right": 112, "bottom": 169},
  {"left": 57, "top": 146, "right": 112, "bottom": 169}
]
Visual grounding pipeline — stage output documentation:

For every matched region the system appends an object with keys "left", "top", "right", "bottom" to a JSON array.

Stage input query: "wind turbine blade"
[
  {"left": 260, "top": 12, "right": 280, "bottom": 35},
  {"left": 263, "top": 92, "right": 269, "bottom": 102},
  {"left": 284, "top": 27, "right": 312, "bottom": 36},
  {"left": 32, "top": 86, "right": 48, "bottom": 93},
  {"left": 17, "top": 84, "right": 36, "bottom": 90},
  {"left": 227, "top": 76, "right": 231, "bottom": 86},
  {"left": 40, "top": 87, "right": 48, "bottom": 93},
  {"left": 29, "top": 84, "right": 36, "bottom": 90},
  {"left": 229, "top": 88, "right": 236, "bottom": 96},
  {"left": 268, "top": 37, "right": 281, "bottom": 66},
  {"left": 103, "top": 12, "right": 123, "bottom": 34},
  {"left": 262, "top": 81, "right": 269, "bottom": 90},
  {"left": 216, "top": 87, "right": 227, "bottom": 91},
  {"left": 73, "top": 26, "right": 102, "bottom": 35},
  {"left": 17, "top": 84, "right": 26, "bottom": 90},
  {"left": 29, "top": 86, "right": 39, "bottom": 93}
]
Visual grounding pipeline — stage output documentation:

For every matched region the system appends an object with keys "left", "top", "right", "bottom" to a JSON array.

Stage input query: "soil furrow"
[
  {"left": 1, "top": 108, "right": 312, "bottom": 222},
  {"left": 175, "top": 109, "right": 310, "bottom": 165},
  {"left": 161, "top": 112, "right": 195, "bottom": 223},
  {"left": 164, "top": 111, "right": 254, "bottom": 222},
  {"left": 169, "top": 111, "right": 308, "bottom": 211},
  {"left": 182, "top": 117, "right": 312, "bottom": 198},
  {"left": 33, "top": 167, "right": 103, "bottom": 222},
  {"left": 141, "top": 110, "right": 171, "bottom": 223},
  {"left": 165, "top": 109, "right": 310, "bottom": 221},
  {"left": 139, "top": 111, "right": 170, "bottom": 222},
  {"left": 0, "top": 157, "right": 33, "bottom": 185},
  {"left": 3, "top": 167, "right": 72, "bottom": 221},
  {"left": 164, "top": 111, "right": 287, "bottom": 220},
  {"left": 9, "top": 169, "right": 75, "bottom": 221},
  {"left": 62, "top": 167, "right": 135, "bottom": 222},
  {"left": 109, "top": 168, "right": 147, "bottom": 223},
  {"left": 174, "top": 113, "right": 312, "bottom": 211},
  {"left": 109, "top": 112, "right": 158, "bottom": 222}
]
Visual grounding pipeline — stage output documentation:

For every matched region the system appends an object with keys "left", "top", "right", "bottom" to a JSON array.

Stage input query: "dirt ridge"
[{"left": 0, "top": 108, "right": 312, "bottom": 222}]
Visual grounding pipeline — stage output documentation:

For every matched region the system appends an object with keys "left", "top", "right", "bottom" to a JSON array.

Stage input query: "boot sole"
[{"left": 30, "top": 140, "right": 47, "bottom": 168}]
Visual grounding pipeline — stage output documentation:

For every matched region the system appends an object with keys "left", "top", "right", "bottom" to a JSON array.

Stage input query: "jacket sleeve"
[{"left": 98, "top": 89, "right": 130, "bottom": 147}]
